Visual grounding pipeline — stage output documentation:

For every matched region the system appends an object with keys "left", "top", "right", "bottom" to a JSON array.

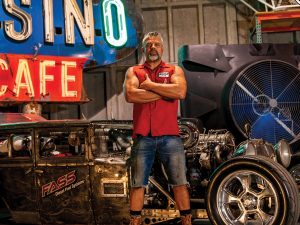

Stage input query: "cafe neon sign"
[{"left": 0, "top": 0, "right": 143, "bottom": 103}]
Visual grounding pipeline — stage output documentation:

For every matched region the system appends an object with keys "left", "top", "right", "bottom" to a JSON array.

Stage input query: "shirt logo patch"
[{"left": 158, "top": 72, "right": 170, "bottom": 78}]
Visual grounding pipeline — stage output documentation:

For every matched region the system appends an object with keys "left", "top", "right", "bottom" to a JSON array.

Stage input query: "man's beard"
[{"left": 147, "top": 51, "right": 161, "bottom": 62}]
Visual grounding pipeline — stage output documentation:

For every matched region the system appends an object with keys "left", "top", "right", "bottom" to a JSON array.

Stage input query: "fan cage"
[{"left": 229, "top": 59, "right": 300, "bottom": 144}]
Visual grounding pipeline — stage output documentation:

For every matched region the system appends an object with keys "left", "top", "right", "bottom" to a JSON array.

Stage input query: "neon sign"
[
  {"left": 102, "top": 0, "right": 128, "bottom": 47},
  {"left": 0, "top": 54, "right": 86, "bottom": 102},
  {"left": 0, "top": 0, "right": 143, "bottom": 103},
  {"left": 0, "top": 0, "right": 143, "bottom": 66}
]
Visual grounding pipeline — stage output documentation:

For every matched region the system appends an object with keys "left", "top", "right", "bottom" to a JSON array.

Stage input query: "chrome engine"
[
  {"left": 91, "top": 119, "right": 236, "bottom": 223},
  {"left": 178, "top": 120, "right": 235, "bottom": 198}
]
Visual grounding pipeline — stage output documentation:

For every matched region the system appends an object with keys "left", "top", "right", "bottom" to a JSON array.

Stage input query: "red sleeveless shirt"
[{"left": 132, "top": 61, "right": 179, "bottom": 137}]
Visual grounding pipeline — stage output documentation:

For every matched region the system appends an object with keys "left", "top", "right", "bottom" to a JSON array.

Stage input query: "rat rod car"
[{"left": 0, "top": 113, "right": 299, "bottom": 225}]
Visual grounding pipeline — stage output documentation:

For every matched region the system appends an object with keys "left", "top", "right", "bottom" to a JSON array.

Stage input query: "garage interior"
[{"left": 0, "top": 0, "right": 300, "bottom": 224}]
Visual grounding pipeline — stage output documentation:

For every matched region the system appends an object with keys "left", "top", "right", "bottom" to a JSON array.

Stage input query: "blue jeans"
[{"left": 130, "top": 135, "right": 188, "bottom": 187}]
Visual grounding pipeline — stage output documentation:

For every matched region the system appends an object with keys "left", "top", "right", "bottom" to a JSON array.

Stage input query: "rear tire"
[{"left": 206, "top": 156, "right": 299, "bottom": 225}]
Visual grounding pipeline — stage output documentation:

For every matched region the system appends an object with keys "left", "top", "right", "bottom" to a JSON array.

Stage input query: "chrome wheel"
[
  {"left": 207, "top": 156, "right": 299, "bottom": 225},
  {"left": 217, "top": 171, "right": 278, "bottom": 225}
]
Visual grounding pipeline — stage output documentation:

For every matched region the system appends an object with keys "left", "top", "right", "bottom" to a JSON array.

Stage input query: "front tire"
[{"left": 206, "top": 156, "right": 299, "bottom": 225}]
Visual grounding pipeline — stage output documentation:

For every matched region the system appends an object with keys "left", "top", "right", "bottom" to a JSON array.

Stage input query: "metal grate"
[
  {"left": 100, "top": 179, "right": 127, "bottom": 197},
  {"left": 230, "top": 59, "right": 300, "bottom": 144}
]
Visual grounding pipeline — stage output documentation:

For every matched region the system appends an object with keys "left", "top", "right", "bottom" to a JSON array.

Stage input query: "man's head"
[{"left": 142, "top": 31, "right": 164, "bottom": 63}]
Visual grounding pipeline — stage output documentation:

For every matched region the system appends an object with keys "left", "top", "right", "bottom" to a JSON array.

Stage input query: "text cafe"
[{"left": 0, "top": 0, "right": 142, "bottom": 103}]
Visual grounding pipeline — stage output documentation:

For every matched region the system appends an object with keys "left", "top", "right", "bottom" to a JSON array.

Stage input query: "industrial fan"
[
  {"left": 230, "top": 59, "right": 300, "bottom": 144},
  {"left": 179, "top": 44, "right": 300, "bottom": 145}
]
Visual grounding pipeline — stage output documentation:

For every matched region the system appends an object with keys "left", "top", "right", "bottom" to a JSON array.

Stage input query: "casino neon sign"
[{"left": 0, "top": 0, "right": 143, "bottom": 103}]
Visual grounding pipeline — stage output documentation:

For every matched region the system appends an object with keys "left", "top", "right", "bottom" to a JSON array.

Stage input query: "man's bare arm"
[
  {"left": 123, "top": 67, "right": 161, "bottom": 103},
  {"left": 139, "top": 65, "right": 187, "bottom": 100}
]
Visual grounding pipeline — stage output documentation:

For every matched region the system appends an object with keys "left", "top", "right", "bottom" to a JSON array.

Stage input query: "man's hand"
[
  {"left": 139, "top": 66, "right": 187, "bottom": 100},
  {"left": 123, "top": 68, "right": 161, "bottom": 103},
  {"left": 139, "top": 74, "right": 153, "bottom": 91},
  {"left": 139, "top": 74, "right": 173, "bottom": 102}
]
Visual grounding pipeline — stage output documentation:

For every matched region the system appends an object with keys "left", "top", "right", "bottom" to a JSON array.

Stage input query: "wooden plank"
[
  {"left": 203, "top": 3, "right": 227, "bottom": 44},
  {"left": 172, "top": 6, "right": 200, "bottom": 61},
  {"left": 80, "top": 71, "right": 107, "bottom": 120},
  {"left": 226, "top": 3, "right": 238, "bottom": 44}
]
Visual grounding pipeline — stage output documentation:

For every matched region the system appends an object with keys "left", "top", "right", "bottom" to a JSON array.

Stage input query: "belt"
[{"left": 137, "top": 133, "right": 153, "bottom": 137}]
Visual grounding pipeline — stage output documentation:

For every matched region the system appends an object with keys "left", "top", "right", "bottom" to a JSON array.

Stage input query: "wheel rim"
[{"left": 217, "top": 170, "right": 279, "bottom": 225}]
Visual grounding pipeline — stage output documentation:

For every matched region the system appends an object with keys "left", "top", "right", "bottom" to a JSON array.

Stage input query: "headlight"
[
  {"left": 274, "top": 139, "right": 291, "bottom": 168},
  {"left": 12, "top": 135, "right": 31, "bottom": 151}
]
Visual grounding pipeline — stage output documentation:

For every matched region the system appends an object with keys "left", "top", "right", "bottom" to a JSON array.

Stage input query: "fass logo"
[
  {"left": 42, "top": 170, "right": 77, "bottom": 197},
  {"left": 0, "top": 0, "right": 143, "bottom": 66}
]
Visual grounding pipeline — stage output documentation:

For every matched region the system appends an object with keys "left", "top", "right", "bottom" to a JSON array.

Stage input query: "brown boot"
[
  {"left": 129, "top": 216, "right": 142, "bottom": 225},
  {"left": 180, "top": 214, "right": 192, "bottom": 225}
]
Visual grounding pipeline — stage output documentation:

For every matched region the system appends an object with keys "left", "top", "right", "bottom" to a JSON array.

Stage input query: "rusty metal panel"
[
  {"left": 0, "top": 129, "right": 39, "bottom": 224},
  {"left": 38, "top": 166, "right": 94, "bottom": 224},
  {"left": 203, "top": 3, "right": 227, "bottom": 44},
  {"left": 34, "top": 126, "right": 93, "bottom": 224},
  {"left": 91, "top": 163, "right": 130, "bottom": 224}
]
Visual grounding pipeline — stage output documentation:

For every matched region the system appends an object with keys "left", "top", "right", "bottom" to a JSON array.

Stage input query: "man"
[{"left": 123, "top": 31, "right": 192, "bottom": 225}]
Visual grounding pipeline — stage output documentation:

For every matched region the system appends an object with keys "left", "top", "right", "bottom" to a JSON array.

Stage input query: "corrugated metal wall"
[{"left": 46, "top": 0, "right": 296, "bottom": 120}]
